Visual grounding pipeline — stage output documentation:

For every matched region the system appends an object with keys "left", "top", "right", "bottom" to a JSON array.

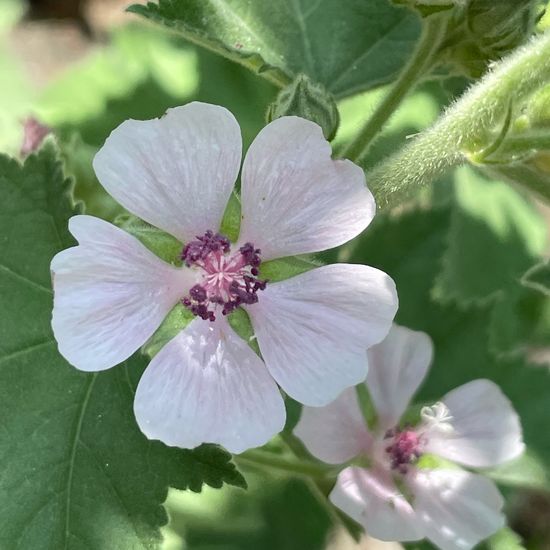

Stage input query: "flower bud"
[
  {"left": 451, "top": 0, "right": 538, "bottom": 78},
  {"left": 266, "top": 74, "right": 339, "bottom": 141},
  {"left": 20, "top": 117, "right": 51, "bottom": 158}
]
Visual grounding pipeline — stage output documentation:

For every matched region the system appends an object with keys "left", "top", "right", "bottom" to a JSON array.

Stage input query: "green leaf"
[
  {"left": 219, "top": 190, "right": 242, "bottom": 243},
  {"left": 489, "top": 282, "right": 550, "bottom": 357},
  {"left": 117, "top": 215, "right": 183, "bottom": 265},
  {"left": 522, "top": 260, "right": 550, "bottom": 296},
  {"left": 260, "top": 255, "right": 322, "bottom": 283},
  {"left": 486, "top": 156, "right": 550, "bottom": 206},
  {"left": 487, "top": 527, "right": 526, "bottom": 550},
  {"left": 128, "top": 0, "right": 421, "bottom": 99},
  {"left": 486, "top": 452, "right": 549, "bottom": 490},
  {"left": 433, "top": 167, "right": 546, "bottom": 306},
  {"left": 0, "top": 146, "right": 245, "bottom": 549},
  {"left": 165, "top": 474, "right": 333, "bottom": 550},
  {"left": 143, "top": 303, "right": 195, "bottom": 358}
]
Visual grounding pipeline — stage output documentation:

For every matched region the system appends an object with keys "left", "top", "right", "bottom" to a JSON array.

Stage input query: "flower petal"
[
  {"left": 51, "top": 215, "right": 191, "bottom": 372},
  {"left": 239, "top": 116, "right": 375, "bottom": 261},
  {"left": 410, "top": 469, "right": 505, "bottom": 550},
  {"left": 93, "top": 102, "right": 242, "bottom": 242},
  {"left": 366, "top": 325, "right": 433, "bottom": 431},
  {"left": 134, "top": 317, "right": 286, "bottom": 453},
  {"left": 424, "top": 379, "right": 524, "bottom": 468},
  {"left": 247, "top": 264, "right": 397, "bottom": 406},
  {"left": 294, "top": 388, "right": 372, "bottom": 464},
  {"left": 330, "top": 466, "right": 423, "bottom": 542}
]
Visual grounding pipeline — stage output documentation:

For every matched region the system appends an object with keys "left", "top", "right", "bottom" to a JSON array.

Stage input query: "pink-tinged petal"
[
  {"left": 410, "top": 469, "right": 505, "bottom": 550},
  {"left": 424, "top": 379, "right": 524, "bottom": 468},
  {"left": 93, "top": 102, "right": 241, "bottom": 243},
  {"left": 134, "top": 317, "right": 286, "bottom": 453},
  {"left": 367, "top": 325, "right": 433, "bottom": 431},
  {"left": 331, "top": 466, "right": 423, "bottom": 542},
  {"left": 247, "top": 264, "right": 398, "bottom": 406},
  {"left": 239, "top": 116, "right": 375, "bottom": 261},
  {"left": 51, "top": 215, "right": 191, "bottom": 372},
  {"left": 294, "top": 388, "right": 372, "bottom": 464}
]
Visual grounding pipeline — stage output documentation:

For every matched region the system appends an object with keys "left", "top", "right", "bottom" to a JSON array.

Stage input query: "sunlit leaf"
[{"left": 129, "top": 0, "right": 421, "bottom": 98}]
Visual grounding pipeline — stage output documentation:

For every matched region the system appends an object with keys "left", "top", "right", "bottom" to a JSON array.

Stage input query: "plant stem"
[
  {"left": 236, "top": 449, "right": 335, "bottom": 479},
  {"left": 368, "top": 31, "right": 550, "bottom": 209},
  {"left": 340, "top": 14, "right": 447, "bottom": 162},
  {"left": 501, "top": 131, "right": 550, "bottom": 155}
]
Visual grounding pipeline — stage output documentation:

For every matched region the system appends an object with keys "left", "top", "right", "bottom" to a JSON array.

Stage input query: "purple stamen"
[
  {"left": 189, "top": 284, "right": 207, "bottom": 303},
  {"left": 385, "top": 428, "right": 423, "bottom": 474},
  {"left": 180, "top": 232, "right": 267, "bottom": 322},
  {"left": 181, "top": 230, "right": 231, "bottom": 267}
]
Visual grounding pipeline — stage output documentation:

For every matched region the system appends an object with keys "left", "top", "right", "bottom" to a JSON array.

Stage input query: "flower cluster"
[
  {"left": 295, "top": 325, "right": 524, "bottom": 550},
  {"left": 50, "top": 103, "right": 525, "bottom": 549}
]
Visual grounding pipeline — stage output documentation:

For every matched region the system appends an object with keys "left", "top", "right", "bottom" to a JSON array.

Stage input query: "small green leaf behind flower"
[{"left": 117, "top": 214, "right": 184, "bottom": 265}]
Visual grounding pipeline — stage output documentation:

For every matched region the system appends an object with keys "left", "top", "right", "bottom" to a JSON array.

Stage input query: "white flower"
[
  {"left": 295, "top": 325, "right": 524, "bottom": 550},
  {"left": 51, "top": 102, "right": 398, "bottom": 453}
]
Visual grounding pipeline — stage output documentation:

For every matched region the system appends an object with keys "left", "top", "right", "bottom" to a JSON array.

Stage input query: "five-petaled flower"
[
  {"left": 295, "top": 325, "right": 524, "bottom": 550},
  {"left": 51, "top": 102, "right": 398, "bottom": 453}
]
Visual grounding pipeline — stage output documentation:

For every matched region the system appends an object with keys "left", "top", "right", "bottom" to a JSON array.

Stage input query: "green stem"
[
  {"left": 368, "top": 30, "right": 550, "bottom": 209},
  {"left": 501, "top": 131, "right": 550, "bottom": 154},
  {"left": 340, "top": 14, "right": 447, "bottom": 162},
  {"left": 236, "top": 449, "right": 335, "bottom": 479}
]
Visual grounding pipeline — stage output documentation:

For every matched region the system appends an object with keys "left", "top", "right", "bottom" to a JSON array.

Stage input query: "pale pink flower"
[
  {"left": 295, "top": 325, "right": 524, "bottom": 550},
  {"left": 51, "top": 102, "right": 398, "bottom": 453},
  {"left": 20, "top": 117, "right": 51, "bottom": 157}
]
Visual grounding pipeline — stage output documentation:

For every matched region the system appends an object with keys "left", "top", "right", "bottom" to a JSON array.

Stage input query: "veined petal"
[
  {"left": 93, "top": 102, "right": 242, "bottom": 243},
  {"left": 247, "top": 264, "right": 398, "bottom": 406},
  {"left": 239, "top": 116, "right": 375, "bottom": 261},
  {"left": 410, "top": 469, "right": 505, "bottom": 550},
  {"left": 330, "top": 466, "right": 423, "bottom": 542},
  {"left": 51, "top": 215, "right": 190, "bottom": 372},
  {"left": 367, "top": 325, "right": 433, "bottom": 431},
  {"left": 424, "top": 379, "right": 524, "bottom": 468},
  {"left": 294, "top": 388, "right": 372, "bottom": 464},
  {"left": 134, "top": 317, "right": 286, "bottom": 453}
]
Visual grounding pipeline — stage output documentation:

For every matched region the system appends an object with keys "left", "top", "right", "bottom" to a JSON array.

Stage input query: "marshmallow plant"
[
  {"left": 50, "top": 102, "right": 398, "bottom": 454},
  {"left": 295, "top": 325, "right": 524, "bottom": 550}
]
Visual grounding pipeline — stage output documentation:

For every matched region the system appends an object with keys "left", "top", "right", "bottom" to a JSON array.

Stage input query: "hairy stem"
[
  {"left": 368, "top": 31, "right": 550, "bottom": 209},
  {"left": 340, "top": 14, "right": 447, "bottom": 162}
]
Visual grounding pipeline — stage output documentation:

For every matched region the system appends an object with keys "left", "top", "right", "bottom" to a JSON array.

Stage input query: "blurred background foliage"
[{"left": 2, "top": 0, "right": 550, "bottom": 549}]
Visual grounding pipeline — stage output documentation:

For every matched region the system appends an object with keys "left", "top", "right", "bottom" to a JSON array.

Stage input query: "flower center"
[
  {"left": 384, "top": 428, "right": 423, "bottom": 474},
  {"left": 180, "top": 230, "right": 267, "bottom": 322}
]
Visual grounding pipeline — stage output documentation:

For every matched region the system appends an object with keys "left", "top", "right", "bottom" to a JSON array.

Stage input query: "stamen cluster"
[
  {"left": 181, "top": 230, "right": 267, "bottom": 321},
  {"left": 384, "top": 428, "right": 423, "bottom": 474}
]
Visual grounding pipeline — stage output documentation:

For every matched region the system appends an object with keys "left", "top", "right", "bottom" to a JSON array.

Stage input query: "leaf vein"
[
  {"left": 330, "top": 13, "right": 410, "bottom": 91},
  {"left": 0, "top": 263, "right": 52, "bottom": 294},
  {"left": 0, "top": 339, "right": 55, "bottom": 366},
  {"left": 63, "top": 374, "right": 97, "bottom": 550}
]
